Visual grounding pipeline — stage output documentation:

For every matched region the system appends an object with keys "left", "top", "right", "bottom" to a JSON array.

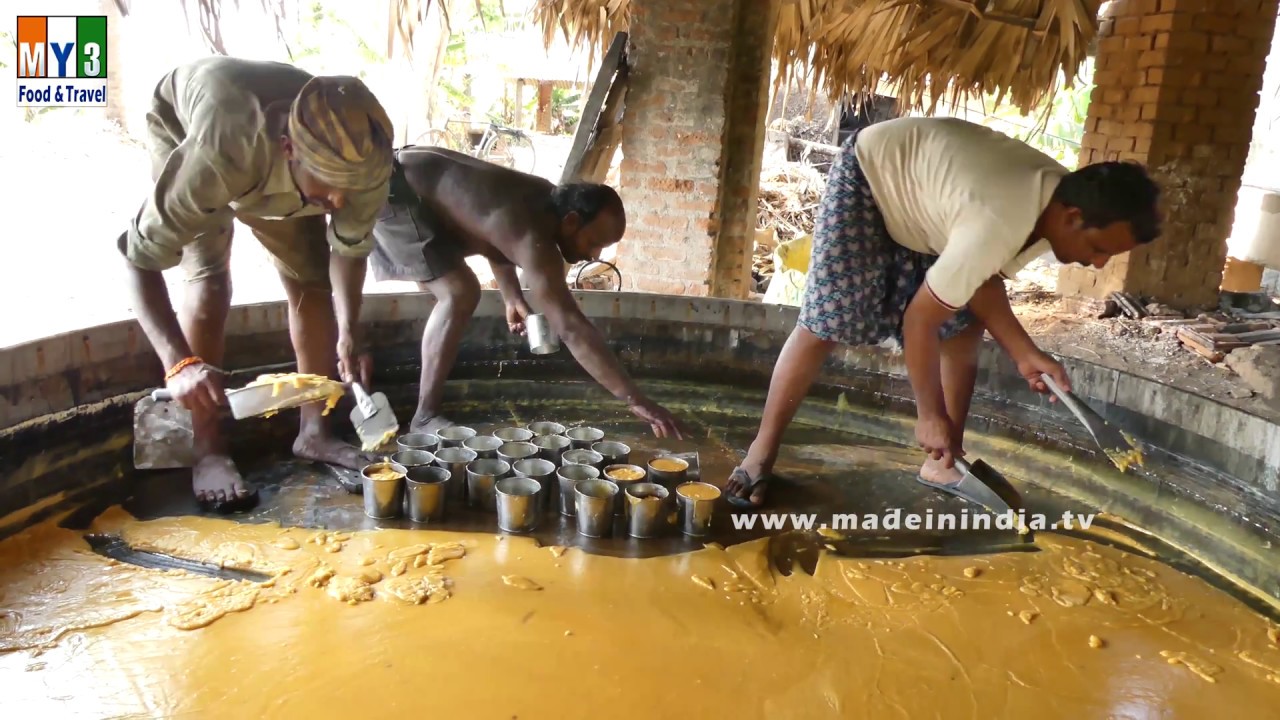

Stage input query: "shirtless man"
[
  {"left": 368, "top": 146, "right": 682, "bottom": 438},
  {"left": 725, "top": 117, "right": 1161, "bottom": 507},
  {"left": 119, "top": 57, "right": 396, "bottom": 513}
]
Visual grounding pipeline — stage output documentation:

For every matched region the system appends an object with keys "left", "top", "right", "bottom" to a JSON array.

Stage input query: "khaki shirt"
[{"left": 122, "top": 56, "right": 386, "bottom": 271}]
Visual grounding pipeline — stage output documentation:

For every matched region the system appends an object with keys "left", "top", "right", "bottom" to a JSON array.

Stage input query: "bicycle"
[{"left": 416, "top": 117, "right": 537, "bottom": 175}]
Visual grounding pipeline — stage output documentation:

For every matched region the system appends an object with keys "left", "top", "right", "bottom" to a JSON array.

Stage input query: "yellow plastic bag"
[{"left": 762, "top": 233, "right": 812, "bottom": 306}]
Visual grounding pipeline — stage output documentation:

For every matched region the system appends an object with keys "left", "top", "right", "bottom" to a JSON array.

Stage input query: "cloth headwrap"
[{"left": 288, "top": 76, "right": 394, "bottom": 192}]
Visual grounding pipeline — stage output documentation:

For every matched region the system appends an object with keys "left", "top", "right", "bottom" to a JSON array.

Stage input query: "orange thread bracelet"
[{"left": 165, "top": 356, "right": 204, "bottom": 381}]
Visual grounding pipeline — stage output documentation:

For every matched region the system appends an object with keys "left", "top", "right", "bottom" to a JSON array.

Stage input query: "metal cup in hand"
[{"left": 526, "top": 313, "right": 560, "bottom": 355}]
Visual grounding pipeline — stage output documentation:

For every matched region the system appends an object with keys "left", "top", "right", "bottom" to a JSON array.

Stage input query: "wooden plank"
[
  {"left": 1177, "top": 329, "right": 1225, "bottom": 363},
  {"left": 1228, "top": 328, "right": 1280, "bottom": 342},
  {"left": 536, "top": 81, "right": 553, "bottom": 134},
  {"left": 1219, "top": 322, "right": 1274, "bottom": 334},
  {"left": 560, "top": 31, "right": 628, "bottom": 184},
  {"left": 1109, "top": 291, "right": 1146, "bottom": 319},
  {"left": 1146, "top": 318, "right": 1200, "bottom": 327}
]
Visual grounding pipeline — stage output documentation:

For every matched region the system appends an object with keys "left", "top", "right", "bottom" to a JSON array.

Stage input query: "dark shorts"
[
  {"left": 797, "top": 129, "right": 975, "bottom": 346},
  {"left": 368, "top": 151, "right": 467, "bottom": 284}
]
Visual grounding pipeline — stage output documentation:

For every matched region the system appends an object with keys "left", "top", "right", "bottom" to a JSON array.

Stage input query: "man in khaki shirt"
[{"left": 118, "top": 56, "right": 395, "bottom": 513}]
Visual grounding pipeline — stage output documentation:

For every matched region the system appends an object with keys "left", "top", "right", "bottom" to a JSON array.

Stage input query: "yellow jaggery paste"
[
  {"left": 3, "top": 507, "right": 1280, "bottom": 717},
  {"left": 676, "top": 482, "right": 721, "bottom": 501},
  {"left": 366, "top": 465, "right": 405, "bottom": 483},
  {"left": 244, "top": 372, "right": 346, "bottom": 417},
  {"left": 362, "top": 428, "right": 399, "bottom": 453},
  {"left": 605, "top": 466, "right": 645, "bottom": 482},
  {"left": 649, "top": 458, "right": 688, "bottom": 473}
]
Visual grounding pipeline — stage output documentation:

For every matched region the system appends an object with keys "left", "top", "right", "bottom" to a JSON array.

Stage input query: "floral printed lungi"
[{"left": 797, "top": 129, "right": 976, "bottom": 346}]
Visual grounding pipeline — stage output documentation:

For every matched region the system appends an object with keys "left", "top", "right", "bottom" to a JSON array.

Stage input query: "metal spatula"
[
  {"left": 85, "top": 534, "right": 272, "bottom": 583},
  {"left": 349, "top": 382, "right": 399, "bottom": 452},
  {"left": 1040, "top": 373, "right": 1145, "bottom": 472},
  {"left": 136, "top": 376, "right": 347, "bottom": 469}
]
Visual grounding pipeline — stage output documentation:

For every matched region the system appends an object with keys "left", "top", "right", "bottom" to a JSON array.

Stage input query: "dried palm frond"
[
  {"left": 531, "top": 0, "right": 630, "bottom": 74},
  {"left": 389, "top": 0, "right": 450, "bottom": 61},
  {"left": 170, "top": 0, "right": 293, "bottom": 58},
  {"left": 531, "top": 0, "right": 1098, "bottom": 115}
]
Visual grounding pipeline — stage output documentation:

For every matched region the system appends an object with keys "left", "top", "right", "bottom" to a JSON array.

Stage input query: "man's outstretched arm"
[{"left": 520, "top": 238, "right": 681, "bottom": 437}]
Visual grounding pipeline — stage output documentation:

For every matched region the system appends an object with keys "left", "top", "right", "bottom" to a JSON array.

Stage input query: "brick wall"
[
  {"left": 615, "top": 0, "right": 776, "bottom": 298},
  {"left": 1058, "top": 0, "right": 1279, "bottom": 308}
]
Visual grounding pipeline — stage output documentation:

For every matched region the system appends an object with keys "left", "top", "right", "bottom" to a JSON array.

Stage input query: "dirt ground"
[{"left": 1006, "top": 256, "right": 1278, "bottom": 419}]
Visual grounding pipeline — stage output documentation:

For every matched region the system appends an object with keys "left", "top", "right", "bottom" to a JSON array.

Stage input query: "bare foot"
[
  {"left": 193, "top": 454, "right": 255, "bottom": 509},
  {"left": 410, "top": 413, "right": 456, "bottom": 436},
  {"left": 293, "top": 432, "right": 379, "bottom": 470},
  {"left": 919, "top": 456, "right": 964, "bottom": 486}
]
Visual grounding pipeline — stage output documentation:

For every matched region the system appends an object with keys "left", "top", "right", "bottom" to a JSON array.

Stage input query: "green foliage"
[
  {"left": 975, "top": 59, "right": 1095, "bottom": 169},
  {"left": 551, "top": 87, "right": 582, "bottom": 135},
  {"left": 290, "top": 1, "right": 384, "bottom": 78}
]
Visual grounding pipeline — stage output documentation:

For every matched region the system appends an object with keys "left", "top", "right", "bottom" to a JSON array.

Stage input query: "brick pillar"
[
  {"left": 1057, "top": 0, "right": 1279, "bottom": 309},
  {"left": 615, "top": 0, "right": 778, "bottom": 297},
  {"left": 712, "top": 0, "right": 780, "bottom": 299}
]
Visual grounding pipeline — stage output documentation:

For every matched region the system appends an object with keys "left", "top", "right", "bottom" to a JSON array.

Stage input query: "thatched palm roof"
[{"left": 532, "top": 0, "right": 1100, "bottom": 114}]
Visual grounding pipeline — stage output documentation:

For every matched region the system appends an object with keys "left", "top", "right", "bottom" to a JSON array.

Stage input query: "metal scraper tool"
[
  {"left": 134, "top": 376, "right": 347, "bottom": 470},
  {"left": 349, "top": 382, "right": 399, "bottom": 452},
  {"left": 766, "top": 528, "right": 1039, "bottom": 576},
  {"left": 85, "top": 533, "right": 272, "bottom": 583},
  {"left": 949, "top": 458, "right": 1021, "bottom": 516},
  {"left": 1040, "top": 373, "right": 1145, "bottom": 472}
]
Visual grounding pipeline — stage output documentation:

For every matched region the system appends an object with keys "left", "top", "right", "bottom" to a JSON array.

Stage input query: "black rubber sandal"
[{"left": 725, "top": 466, "right": 772, "bottom": 508}]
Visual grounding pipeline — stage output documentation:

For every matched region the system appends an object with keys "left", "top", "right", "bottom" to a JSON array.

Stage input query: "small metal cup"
[
  {"left": 437, "top": 425, "right": 477, "bottom": 448},
  {"left": 526, "top": 313, "right": 560, "bottom": 355},
  {"left": 361, "top": 462, "right": 407, "bottom": 519},
  {"left": 575, "top": 478, "right": 619, "bottom": 538},
  {"left": 464, "top": 435, "right": 504, "bottom": 459},
  {"left": 396, "top": 432, "right": 440, "bottom": 453},
  {"left": 566, "top": 426, "right": 605, "bottom": 449},
  {"left": 625, "top": 482, "right": 670, "bottom": 538},
  {"left": 496, "top": 476, "right": 542, "bottom": 533},
  {"left": 603, "top": 464, "right": 647, "bottom": 515},
  {"left": 433, "top": 446, "right": 478, "bottom": 504},
  {"left": 391, "top": 449, "right": 436, "bottom": 471},
  {"left": 406, "top": 465, "right": 450, "bottom": 523},
  {"left": 526, "top": 421, "right": 567, "bottom": 437},
  {"left": 534, "top": 434, "right": 572, "bottom": 467},
  {"left": 498, "top": 441, "right": 539, "bottom": 465},
  {"left": 494, "top": 426, "right": 535, "bottom": 443},
  {"left": 646, "top": 455, "right": 689, "bottom": 488},
  {"left": 676, "top": 482, "right": 721, "bottom": 537},
  {"left": 592, "top": 441, "right": 631, "bottom": 467},
  {"left": 562, "top": 448, "right": 605, "bottom": 472},
  {"left": 466, "top": 458, "right": 511, "bottom": 512},
  {"left": 655, "top": 450, "right": 701, "bottom": 480},
  {"left": 557, "top": 463, "right": 599, "bottom": 517},
  {"left": 514, "top": 458, "right": 557, "bottom": 511}
]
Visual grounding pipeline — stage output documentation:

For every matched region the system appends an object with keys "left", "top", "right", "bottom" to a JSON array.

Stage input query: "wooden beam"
[
  {"left": 537, "top": 81, "right": 553, "bottom": 134},
  {"left": 560, "top": 31, "right": 628, "bottom": 184}
]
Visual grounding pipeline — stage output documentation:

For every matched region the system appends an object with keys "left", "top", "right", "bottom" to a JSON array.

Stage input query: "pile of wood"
[
  {"left": 756, "top": 164, "right": 825, "bottom": 244},
  {"left": 1106, "top": 292, "right": 1280, "bottom": 363}
]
